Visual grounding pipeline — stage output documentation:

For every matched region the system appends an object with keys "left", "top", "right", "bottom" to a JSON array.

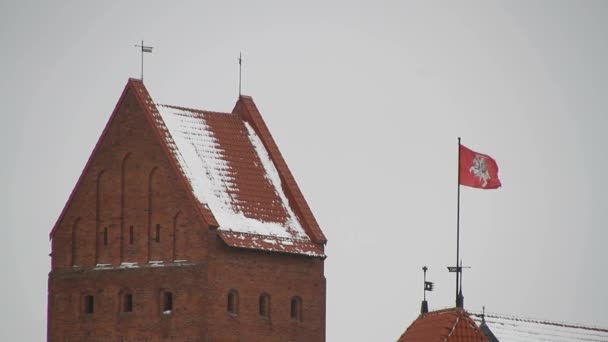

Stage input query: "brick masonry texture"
[{"left": 48, "top": 82, "right": 326, "bottom": 342}]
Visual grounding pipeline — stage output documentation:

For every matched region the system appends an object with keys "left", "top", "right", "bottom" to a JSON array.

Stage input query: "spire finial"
[
  {"left": 238, "top": 52, "right": 243, "bottom": 96},
  {"left": 134, "top": 40, "right": 153, "bottom": 81}
]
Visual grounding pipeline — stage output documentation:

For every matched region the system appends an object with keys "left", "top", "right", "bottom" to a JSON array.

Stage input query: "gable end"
[{"left": 49, "top": 79, "right": 218, "bottom": 240}]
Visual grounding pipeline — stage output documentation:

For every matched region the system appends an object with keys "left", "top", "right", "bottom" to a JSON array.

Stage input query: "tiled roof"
[
  {"left": 471, "top": 312, "right": 608, "bottom": 341},
  {"left": 398, "top": 308, "right": 489, "bottom": 342},
  {"left": 218, "top": 231, "right": 326, "bottom": 256},
  {"left": 50, "top": 79, "right": 325, "bottom": 257},
  {"left": 154, "top": 103, "right": 324, "bottom": 257},
  {"left": 233, "top": 96, "right": 326, "bottom": 242}
]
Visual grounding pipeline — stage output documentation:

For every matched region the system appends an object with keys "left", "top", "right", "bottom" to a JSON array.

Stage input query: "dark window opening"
[
  {"left": 227, "top": 290, "right": 238, "bottom": 315},
  {"left": 259, "top": 293, "right": 270, "bottom": 318},
  {"left": 291, "top": 296, "right": 302, "bottom": 322},
  {"left": 103, "top": 227, "right": 108, "bottom": 246},
  {"left": 163, "top": 292, "right": 173, "bottom": 313},
  {"left": 85, "top": 295, "right": 94, "bottom": 314},
  {"left": 129, "top": 226, "right": 134, "bottom": 244},
  {"left": 155, "top": 224, "right": 161, "bottom": 243},
  {"left": 123, "top": 293, "right": 133, "bottom": 313}
]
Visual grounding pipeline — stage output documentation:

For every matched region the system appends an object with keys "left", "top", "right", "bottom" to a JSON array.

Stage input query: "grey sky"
[{"left": 2, "top": 1, "right": 608, "bottom": 340}]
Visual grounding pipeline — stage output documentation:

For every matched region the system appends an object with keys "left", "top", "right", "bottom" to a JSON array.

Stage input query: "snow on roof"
[
  {"left": 471, "top": 312, "right": 608, "bottom": 342},
  {"left": 218, "top": 231, "right": 325, "bottom": 257},
  {"left": 154, "top": 104, "right": 324, "bottom": 257}
]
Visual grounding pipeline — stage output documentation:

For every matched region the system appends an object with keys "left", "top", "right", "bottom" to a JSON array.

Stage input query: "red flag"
[{"left": 459, "top": 144, "right": 501, "bottom": 189}]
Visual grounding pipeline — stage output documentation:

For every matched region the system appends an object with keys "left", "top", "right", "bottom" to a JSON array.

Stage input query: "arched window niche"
[
  {"left": 290, "top": 296, "right": 302, "bottom": 322},
  {"left": 227, "top": 289, "right": 239, "bottom": 315},
  {"left": 259, "top": 293, "right": 270, "bottom": 319}
]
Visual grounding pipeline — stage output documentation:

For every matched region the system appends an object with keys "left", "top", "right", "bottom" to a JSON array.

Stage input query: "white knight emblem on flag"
[{"left": 470, "top": 155, "right": 490, "bottom": 187}]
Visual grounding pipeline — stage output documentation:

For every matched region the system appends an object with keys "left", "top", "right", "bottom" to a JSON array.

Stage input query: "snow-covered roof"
[
  {"left": 471, "top": 312, "right": 608, "bottom": 342},
  {"left": 139, "top": 81, "right": 325, "bottom": 257},
  {"left": 155, "top": 104, "right": 309, "bottom": 240}
]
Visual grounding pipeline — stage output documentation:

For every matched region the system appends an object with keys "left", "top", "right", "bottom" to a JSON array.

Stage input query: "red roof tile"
[
  {"left": 232, "top": 96, "right": 327, "bottom": 243},
  {"left": 218, "top": 231, "right": 325, "bottom": 257},
  {"left": 203, "top": 109, "right": 291, "bottom": 224},
  {"left": 399, "top": 308, "right": 489, "bottom": 342}
]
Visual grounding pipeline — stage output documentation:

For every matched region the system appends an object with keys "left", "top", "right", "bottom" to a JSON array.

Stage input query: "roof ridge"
[
  {"left": 157, "top": 103, "right": 231, "bottom": 116},
  {"left": 421, "top": 307, "right": 465, "bottom": 316},
  {"left": 445, "top": 314, "right": 461, "bottom": 341}
]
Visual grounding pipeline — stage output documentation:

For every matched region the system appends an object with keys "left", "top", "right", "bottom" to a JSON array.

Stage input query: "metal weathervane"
[
  {"left": 447, "top": 259, "right": 470, "bottom": 307},
  {"left": 421, "top": 266, "right": 434, "bottom": 314},
  {"left": 423, "top": 266, "right": 434, "bottom": 301},
  {"left": 135, "top": 40, "right": 154, "bottom": 81}
]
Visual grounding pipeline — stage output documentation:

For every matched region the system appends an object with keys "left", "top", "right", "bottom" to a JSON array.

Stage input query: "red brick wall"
[
  {"left": 203, "top": 231, "right": 326, "bottom": 342},
  {"left": 49, "top": 245, "right": 326, "bottom": 342},
  {"left": 49, "top": 264, "right": 208, "bottom": 341},
  {"left": 48, "top": 82, "right": 326, "bottom": 341}
]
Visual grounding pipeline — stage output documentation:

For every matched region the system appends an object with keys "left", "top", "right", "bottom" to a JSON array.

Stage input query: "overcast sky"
[{"left": 2, "top": 1, "right": 608, "bottom": 341}]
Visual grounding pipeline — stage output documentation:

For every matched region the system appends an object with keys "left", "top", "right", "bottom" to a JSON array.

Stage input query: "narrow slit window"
[
  {"left": 227, "top": 290, "right": 238, "bottom": 315},
  {"left": 85, "top": 295, "right": 94, "bottom": 314},
  {"left": 290, "top": 296, "right": 302, "bottom": 322},
  {"left": 259, "top": 293, "right": 270, "bottom": 318},
  {"left": 155, "top": 224, "right": 161, "bottom": 243},
  {"left": 123, "top": 293, "right": 133, "bottom": 313},
  {"left": 163, "top": 292, "right": 173, "bottom": 313},
  {"left": 103, "top": 227, "right": 108, "bottom": 246},
  {"left": 129, "top": 226, "right": 134, "bottom": 244}
]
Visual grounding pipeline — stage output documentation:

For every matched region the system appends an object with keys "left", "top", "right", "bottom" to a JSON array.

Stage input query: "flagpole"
[{"left": 456, "top": 137, "right": 461, "bottom": 308}]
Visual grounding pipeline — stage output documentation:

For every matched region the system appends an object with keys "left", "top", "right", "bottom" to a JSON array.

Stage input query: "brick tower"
[{"left": 47, "top": 79, "right": 327, "bottom": 342}]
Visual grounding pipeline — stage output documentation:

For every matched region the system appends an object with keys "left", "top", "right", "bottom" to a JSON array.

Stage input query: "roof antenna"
[
  {"left": 238, "top": 52, "right": 243, "bottom": 96},
  {"left": 134, "top": 40, "right": 153, "bottom": 81},
  {"left": 421, "top": 266, "right": 434, "bottom": 314}
]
